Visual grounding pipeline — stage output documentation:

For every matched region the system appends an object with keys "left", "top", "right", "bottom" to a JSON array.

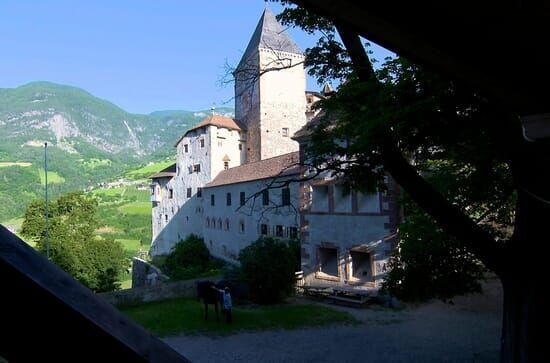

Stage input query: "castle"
[{"left": 149, "top": 8, "right": 399, "bottom": 289}]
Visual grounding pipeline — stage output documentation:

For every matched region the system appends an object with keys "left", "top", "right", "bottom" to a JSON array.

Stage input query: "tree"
[
  {"left": 163, "top": 234, "right": 217, "bottom": 280},
  {"left": 238, "top": 237, "right": 297, "bottom": 304},
  {"left": 276, "top": 2, "right": 544, "bottom": 360},
  {"left": 20, "top": 192, "right": 125, "bottom": 292}
]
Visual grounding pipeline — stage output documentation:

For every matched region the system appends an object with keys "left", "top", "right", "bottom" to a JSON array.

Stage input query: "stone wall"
[
  {"left": 99, "top": 276, "right": 220, "bottom": 307},
  {"left": 131, "top": 258, "right": 168, "bottom": 288}
]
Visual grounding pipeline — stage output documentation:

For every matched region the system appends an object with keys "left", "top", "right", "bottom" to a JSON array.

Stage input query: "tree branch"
[{"left": 335, "top": 24, "right": 505, "bottom": 274}]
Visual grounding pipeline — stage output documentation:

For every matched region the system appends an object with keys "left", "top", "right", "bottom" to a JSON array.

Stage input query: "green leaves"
[
  {"left": 238, "top": 237, "right": 298, "bottom": 304},
  {"left": 20, "top": 192, "right": 125, "bottom": 292},
  {"left": 163, "top": 235, "right": 223, "bottom": 281}
]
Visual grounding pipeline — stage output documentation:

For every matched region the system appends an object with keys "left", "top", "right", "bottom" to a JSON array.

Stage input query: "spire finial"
[{"left": 211, "top": 102, "right": 216, "bottom": 115}]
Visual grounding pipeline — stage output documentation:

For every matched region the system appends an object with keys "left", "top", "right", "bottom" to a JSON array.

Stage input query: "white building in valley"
[{"left": 149, "top": 8, "right": 400, "bottom": 289}]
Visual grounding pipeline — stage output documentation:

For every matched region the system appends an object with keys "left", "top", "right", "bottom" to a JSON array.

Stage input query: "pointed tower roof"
[{"left": 238, "top": 8, "right": 302, "bottom": 68}]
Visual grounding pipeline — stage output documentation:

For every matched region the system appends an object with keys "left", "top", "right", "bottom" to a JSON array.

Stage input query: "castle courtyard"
[{"left": 165, "top": 277, "right": 502, "bottom": 362}]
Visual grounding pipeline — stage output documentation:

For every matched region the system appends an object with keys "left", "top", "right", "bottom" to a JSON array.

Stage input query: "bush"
[
  {"left": 238, "top": 237, "right": 297, "bottom": 304},
  {"left": 163, "top": 234, "right": 223, "bottom": 280}
]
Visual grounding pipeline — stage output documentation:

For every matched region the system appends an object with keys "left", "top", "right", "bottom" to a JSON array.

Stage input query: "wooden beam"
[{"left": 0, "top": 225, "right": 189, "bottom": 362}]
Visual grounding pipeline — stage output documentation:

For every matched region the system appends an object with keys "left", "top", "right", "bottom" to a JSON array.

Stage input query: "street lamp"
[{"left": 44, "top": 142, "right": 49, "bottom": 259}]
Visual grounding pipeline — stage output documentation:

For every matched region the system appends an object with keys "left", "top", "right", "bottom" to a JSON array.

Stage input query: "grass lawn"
[
  {"left": 119, "top": 277, "right": 133, "bottom": 290},
  {"left": 0, "top": 162, "right": 32, "bottom": 167},
  {"left": 37, "top": 168, "right": 65, "bottom": 184},
  {"left": 119, "top": 298, "right": 358, "bottom": 337},
  {"left": 118, "top": 201, "right": 150, "bottom": 215},
  {"left": 125, "top": 160, "right": 174, "bottom": 180},
  {"left": 1, "top": 217, "right": 24, "bottom": 232}
]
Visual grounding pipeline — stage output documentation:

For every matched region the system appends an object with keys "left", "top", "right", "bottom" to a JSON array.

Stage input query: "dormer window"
[{"left": 224, "top": 161, "right": 229, "bottom": 170}]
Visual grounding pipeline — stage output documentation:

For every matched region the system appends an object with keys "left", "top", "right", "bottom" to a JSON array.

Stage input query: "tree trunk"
[
  {"left": 501, "top": 142, "right": 550, "bottom": 362},
  {"left": 500, "top": 274, "right": 545, "bottom": 362}
]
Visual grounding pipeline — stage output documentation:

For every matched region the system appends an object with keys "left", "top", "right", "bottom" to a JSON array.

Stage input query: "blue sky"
[{"left": 0, "top": 1, "right": 393, "bottom": 114}]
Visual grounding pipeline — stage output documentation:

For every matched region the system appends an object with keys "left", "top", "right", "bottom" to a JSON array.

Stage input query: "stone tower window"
[
  {"left": 169, "top": 189, "right": 174, "bottom": 199},
  {"left": 197, "top": 187, "right": 203, "bottom": 198},
  {"left": 282, "top": 127, "right": 289, "bottom": 137},
  {"left": 193, "top": 164, "right": 201, "bottom": 173},
  {"left": 186, "top": 188, "right": 192, "bottom": 198},
  {"left": 226, "top": 192, "right": 232, "bottom": 206},
  {"left": 200, "top": 139, "right": 205, "bottom": 148},
  {"left": 184, "top": 144, "right": 188, "bottom": 153}
]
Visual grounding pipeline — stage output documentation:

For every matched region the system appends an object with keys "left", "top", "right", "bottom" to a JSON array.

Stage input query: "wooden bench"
[
  {"left": 327, "top": 287, "right": 374, "bottom": 307},
  {"left": 326, "top": 294, "right": 367, "bottom": 306},
  {"left": 302, "top": 285, "right": 333, "bottom": 298}
]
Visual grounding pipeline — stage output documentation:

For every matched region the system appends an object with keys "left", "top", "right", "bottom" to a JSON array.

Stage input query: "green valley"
[{"left": 0, "top": 81, "right": 233, "bottom": 221}]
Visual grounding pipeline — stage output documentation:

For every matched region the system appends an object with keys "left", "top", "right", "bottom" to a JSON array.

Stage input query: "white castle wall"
[{"left": 203, "top": 177, "right": 300, "bottom": 263}]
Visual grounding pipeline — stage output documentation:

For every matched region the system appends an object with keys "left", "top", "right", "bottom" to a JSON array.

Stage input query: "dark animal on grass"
[{"left": 197, "top": 280, "right": 222, "bottom": 321}]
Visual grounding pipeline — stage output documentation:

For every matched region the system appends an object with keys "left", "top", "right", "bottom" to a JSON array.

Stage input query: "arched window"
[
  {"left": 218, "top": 218, "right": 222, "bottom": 229},
  {"left": 206, "top": 217, "right": 210, "bottom": 228},
  {"left": 224, "top": 218, "right": 230, "bottom": 231}
]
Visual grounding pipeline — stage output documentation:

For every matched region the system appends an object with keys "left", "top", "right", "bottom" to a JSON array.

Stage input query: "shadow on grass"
[{"left": 119, "top": 298, "right": 359, "bottom": 337}]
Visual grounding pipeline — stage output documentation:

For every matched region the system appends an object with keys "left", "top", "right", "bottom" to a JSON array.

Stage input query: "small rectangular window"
[
  {"left": 200, "top": 139, "right": 205, "bottom": 148},
  {"left": 226, "top": 192, "right": 232, "bottom": 206},
  {"left": 239, "top": 143, "right": 243, "bottom": 151},
  {"left": 275, "top": 225, "right": 284, "bottom": 237},
  {"left": 260, "top": 224, "right": 268, "bottom": 235},
  {"left": 211, "top": 194, "right": 215, "bottom": 206},
  {"left": 165, "top": 214, "right": 168, "bottom": 222},
  {"left": 289, "top": 227, "right": 298, "bottom": 239},
  {"left": 282, "top": 187, "right": 290, "bottom": 206},
  {"left": 193, "top": 164, "right": 201, "bottom": 173},
  {"left": 239, "top": 221, "right": 245, "bottom": 234},
  {"left": 184, "top": 144, "right": 188, "bottom": 152},
  {"left": 240, "top": 192, "right": 245, "bottom": 206},
  {"left": 224, "top": 161, "right": 229, "bottom": 170},
  {"left": 187, "top": 188, "right": 192, "bottom": 198},
  {"left": 282, "top": 127, "right": 289, "bottom": 137},
  {"left": 169, "top": 189, "right": 174, "bottom": 199},
  {"left": 262, "top": 189, "right": 269, "bottom": 206},
  {"left": 197, "top": 187, "right": 203, "bottom": 198}
]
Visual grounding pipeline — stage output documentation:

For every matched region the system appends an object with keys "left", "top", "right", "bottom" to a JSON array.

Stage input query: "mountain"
[{"left": 0, "top": 81, "right": 234, "bottom": 221}]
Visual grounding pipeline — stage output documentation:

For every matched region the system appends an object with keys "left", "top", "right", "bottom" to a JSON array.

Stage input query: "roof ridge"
[{"left": 233, "top": 150, "right": 299, "bottom": 167}]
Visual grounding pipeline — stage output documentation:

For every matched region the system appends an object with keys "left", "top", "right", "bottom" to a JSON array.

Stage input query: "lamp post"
[{"left": 44, "top": 142, "right": 49, "bottom": 259}]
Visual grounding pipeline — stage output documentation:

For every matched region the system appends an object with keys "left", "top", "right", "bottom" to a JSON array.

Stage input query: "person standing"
[{"left": 212, "top": 286, "right": 232, "bottom": 323}]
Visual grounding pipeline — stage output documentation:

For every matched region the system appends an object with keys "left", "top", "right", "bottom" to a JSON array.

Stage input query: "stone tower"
[{"left": 234, "top": 8, "right": 307, "bottom": 163}]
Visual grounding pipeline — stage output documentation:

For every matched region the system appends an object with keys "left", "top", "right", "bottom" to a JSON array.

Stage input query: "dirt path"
[{"left": 165, "top": 278, "right": 502, "bottom": 362}]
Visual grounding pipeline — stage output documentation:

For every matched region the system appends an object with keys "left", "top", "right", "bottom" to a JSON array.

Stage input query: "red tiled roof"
[
  {"left": 174, "top": 115, "right": 244, "bottom": 147},
  {"left": 206, "top": 152, "right": 301, "bottom": 188}
]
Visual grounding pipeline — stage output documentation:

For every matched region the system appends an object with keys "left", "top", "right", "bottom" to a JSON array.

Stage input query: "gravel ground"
[{"left": 165, "top": 278, "right": 502, "bottom": 363}]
